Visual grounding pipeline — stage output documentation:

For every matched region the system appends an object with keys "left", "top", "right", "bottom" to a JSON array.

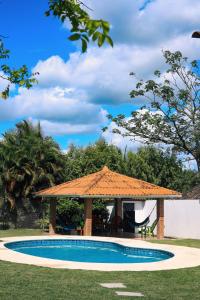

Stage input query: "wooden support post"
[
  {"left": 117, "top": 199, "right": 122, "bottom": 219},
  {"left": 157, "top": 199, "right": 164, "bottom": 239},
  {"left": 114, "top": 199, "right": 118, "bottom": 232},
  {"left": 114, "top": 199, "right": 122, "bottom": 232},
  {"left": 49, "top": 199, "right": 56, "bottom": 235},
  {"left": 84, "top": 198, "right": 93, "bottom": 236}
]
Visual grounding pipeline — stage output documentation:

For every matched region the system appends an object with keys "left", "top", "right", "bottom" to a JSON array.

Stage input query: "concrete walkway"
[{"left": 0, "top": 235, "right": 200, "bottom": 271}]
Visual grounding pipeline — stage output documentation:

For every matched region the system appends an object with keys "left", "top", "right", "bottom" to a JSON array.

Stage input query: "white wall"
[
  {"left": 123, "top": 201, "right": 145, "bottom": 222},
  {"left": 107, "top": 201, "right": 145, "bottom": 222},
  {"left": 107, "top": 199, "right": 200, "bottom": 239},
  {"left": 143, "top": 199, "right": 200, "bottom": 239}
]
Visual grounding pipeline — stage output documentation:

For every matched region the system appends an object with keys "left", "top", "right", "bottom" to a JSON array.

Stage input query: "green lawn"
[
  {"left": 149, "top": 238, "right": 200, "bottom": 249},
  {"left": 0, "top": 229, "right": 200, "bottom": 299},
  {"left": 0, "top": 228, "right": 44, "bottom": 238}
]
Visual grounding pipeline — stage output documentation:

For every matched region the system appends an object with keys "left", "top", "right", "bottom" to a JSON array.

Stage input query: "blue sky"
[
  {"left": 0, "top": 0, "right": 74, "bottom": 68},
  {"left": 0, "top": 0, "right": 200, "bottom": 152}
]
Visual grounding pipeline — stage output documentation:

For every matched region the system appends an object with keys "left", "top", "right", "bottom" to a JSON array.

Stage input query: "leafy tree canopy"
[
  {"left": 56, "top": 198, "right": 109, "bottom": 228},
  {"left": 125, "top": 146, "right": 199, "bottom": 192},
  {"left": 64, "top": 139, "right": 198, "bottom": 193},
  {"left": 64, "top": 139, "right": 125, "bottom": 180},
  {"left": 0, "top": 39, "right": 38, "bottom": 99},
  {"left": 0, "top": 120, "right": 65, "bottom": 211},
  {"left": 46, "top": 0, "right": 113, "bottom": 52},
  {"left": 0, "top": 121, "right": 198, "bottom": 227},
  {"left": 107, "top": 50, "right": 200, "bottom": 171}
]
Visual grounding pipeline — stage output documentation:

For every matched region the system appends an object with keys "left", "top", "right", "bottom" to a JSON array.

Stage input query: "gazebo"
[{"left": 36, "top": 166, "right": 181, "bottom": 239}]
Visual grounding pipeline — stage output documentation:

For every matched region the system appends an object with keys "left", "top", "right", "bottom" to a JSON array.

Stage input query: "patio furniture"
[
  {"left": 127, "top": 216, "right": 150, "bottom": 230},
  {"left": 126, "top": 203, "right": 156, "bottom": 235},
  {"left": 139, "top": 219, "right": 158, "bottom": 238},
  {"left": 61, "top": 224, "right": 76, "bottom": 234},
  {"left": 61, "top": 225, "right": 83, "bottom": 235}
]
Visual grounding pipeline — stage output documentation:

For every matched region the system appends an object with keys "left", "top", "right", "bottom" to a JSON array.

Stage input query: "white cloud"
[
  {"left": 102, "top": 120, "right": 145, "bottom": 152},
  {"left": 2, "top": 0, "right": 200, "bottom": 140},
  {"left": 87, "top": 0, "right": 200, "bottom": 46},
  {"left": 33, "top": 48, "right": 134, "bottom": 104},
  {"left": 32, "top": 36, "right": 200, "bottom": 106},
  {"left": 0, "top": 86, "right": 107, "bottom": 135},
  {"left": 31, "top": 119, "right": 102, "bottom": 135}
]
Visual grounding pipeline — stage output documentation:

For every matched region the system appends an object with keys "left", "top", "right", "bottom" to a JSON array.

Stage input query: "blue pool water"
[{"left": 5, "top": 239, "right": 174, "bottom": 264}]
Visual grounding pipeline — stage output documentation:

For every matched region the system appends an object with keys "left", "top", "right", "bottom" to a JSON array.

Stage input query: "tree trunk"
[{"left": 196, "top": 157, "right": 200, "bottom": 172}]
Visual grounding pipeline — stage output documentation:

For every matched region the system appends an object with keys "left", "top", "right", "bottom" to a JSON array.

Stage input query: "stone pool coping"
[{"left": 0, "top": 235, "right": 200, "bottom": 271}]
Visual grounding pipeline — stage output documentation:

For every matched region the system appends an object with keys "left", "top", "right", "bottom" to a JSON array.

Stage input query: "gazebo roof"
[{"left": 36, "top": 166, "right": 181, "bottom": 199}]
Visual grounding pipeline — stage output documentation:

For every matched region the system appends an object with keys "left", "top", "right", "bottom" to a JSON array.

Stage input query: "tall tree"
[
  {"left": 0, "top": 121, "right": 64, "bottom": 214},
  {"left": 64, "top": 139, "right": 125, "bottom": 180},
  {"left": 64, "top": 139, "right": 198, "bottom": 192},
  {"left": 125, "top": 146, "right": 198, "bottom": 192},
  {"left": 107, "top": 51, "right": 200, "bottom": 171}
]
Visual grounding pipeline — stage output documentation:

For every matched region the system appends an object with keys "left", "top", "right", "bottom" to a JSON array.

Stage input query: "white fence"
[
  {"left": 143, "top": 199, "right": 200, "bottom": 239},
  {"left": 107, "top": 199, "right": 200, "bottom": 239}
]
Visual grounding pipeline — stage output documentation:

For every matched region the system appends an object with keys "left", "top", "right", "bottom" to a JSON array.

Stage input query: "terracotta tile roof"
[{"left": 36, "top": 166, "right": 181, "bottom": 199}]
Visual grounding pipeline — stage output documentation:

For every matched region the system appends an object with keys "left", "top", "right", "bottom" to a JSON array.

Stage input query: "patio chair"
[
  {"left": 63, "top": 224, "right": 77, "bottom": 233},
  {"left": 139, "top": 219, "right": 158, "bottom": 238}
]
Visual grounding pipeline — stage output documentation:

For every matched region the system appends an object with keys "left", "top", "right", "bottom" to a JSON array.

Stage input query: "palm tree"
[{"left": 0, "top": 120, "right": 65, "bottom": 225}]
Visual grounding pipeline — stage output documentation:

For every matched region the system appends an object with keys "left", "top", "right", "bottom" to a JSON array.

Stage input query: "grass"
[
  {"left": 0, "top": 229, "right": 200, "bottom": 299},
  {"left": 0, "top": 228, "right": 44, "bottom": 238},
  {"left": 149, "top": 238, "right": 200, "bottom": 249},
  {"left": 0, "top": 261, "right": 200, "bottom": 300}
]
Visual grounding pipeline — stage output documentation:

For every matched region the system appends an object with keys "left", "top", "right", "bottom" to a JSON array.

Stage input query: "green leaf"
[
  {"left": 81, "top": 38, "right": 87, "bottom": 53},
  {"left": 81, "top": 34, "right": 89, "bottom": 42},
  {"left": 68, "top": 33, "right": 81, "bottom": 41},
  {"left": 106, "top": 36, "right": 113, "bottom": 47},
  {"left": 98, "top": 34, "right": 105, "bottom": 47},
  {"left": 93, "top": 20, "right": 101, "bottom": 28},
  {"left": 92, "top": 32, "right": 100, "bottom": 42},
  {"left": 102, "top": 21, "right": 110, "bottom": 35},
  {"left": 19, "top": 80, "right": 25, "bottom": 86}
]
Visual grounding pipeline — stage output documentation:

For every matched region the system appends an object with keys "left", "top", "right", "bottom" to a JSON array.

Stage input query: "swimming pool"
[{"left": 5, "top": 239, "right": 174, "bottom": 264}]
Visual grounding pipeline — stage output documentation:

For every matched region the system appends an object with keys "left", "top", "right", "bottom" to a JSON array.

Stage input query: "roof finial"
[{"left": 102, "top": 165, "right": 109, "bottom": 172}]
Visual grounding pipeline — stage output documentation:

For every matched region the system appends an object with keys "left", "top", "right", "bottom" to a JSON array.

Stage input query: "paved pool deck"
[{"left": 0, "top": 235, "right": 200, "bottom": 271}]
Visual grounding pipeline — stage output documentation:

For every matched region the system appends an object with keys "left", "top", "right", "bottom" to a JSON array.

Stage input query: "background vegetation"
[{"left": 0, "top": 120, "right": 199, "bottom": 229}]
